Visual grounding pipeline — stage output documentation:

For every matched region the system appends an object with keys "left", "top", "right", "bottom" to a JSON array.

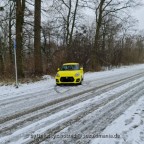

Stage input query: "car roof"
[{"left": 63, "top": 63, "right": 79, "bottom": 65}]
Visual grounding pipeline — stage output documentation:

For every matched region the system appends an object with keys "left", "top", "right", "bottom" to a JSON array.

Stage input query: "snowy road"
[{"left": 0, "top": 65, "right": 144, "bottom": 144}]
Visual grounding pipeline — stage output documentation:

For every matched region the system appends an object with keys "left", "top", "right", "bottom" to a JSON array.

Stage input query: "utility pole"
[{"left": 9, "top": 0, "right": 18, "bottom": 88}]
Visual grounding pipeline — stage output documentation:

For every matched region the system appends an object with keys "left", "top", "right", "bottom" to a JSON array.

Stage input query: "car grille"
[{"left": 60, "top": 77, "right": 74, "bottom": 82}]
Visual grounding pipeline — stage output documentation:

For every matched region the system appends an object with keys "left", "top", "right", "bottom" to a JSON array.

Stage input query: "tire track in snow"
[
  {"left": 20, "top": 80, "right": 144, "bottom": 144},
  {"left": 0, "top": 72, "right": 143, "bottom": 125},
  {"left": 1, "top": 75, "right": 144, "bottom": 143}
]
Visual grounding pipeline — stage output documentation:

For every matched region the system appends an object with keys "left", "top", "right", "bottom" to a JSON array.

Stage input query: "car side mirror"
[
  {"left": 80, "top": 67, "right": 83, "bottom": 70},
  {"left": 57, "top": 68, "right": 60, "bottom": 71}
]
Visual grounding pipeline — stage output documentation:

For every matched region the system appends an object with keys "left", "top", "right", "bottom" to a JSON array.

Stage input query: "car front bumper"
[{"left": 55, "top": 76, "right": 81, "bottom": 84}]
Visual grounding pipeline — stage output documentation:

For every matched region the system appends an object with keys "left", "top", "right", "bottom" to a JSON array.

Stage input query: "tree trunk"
[
  {"left": 66, "top": 0, "right": 71, "bottom": 46},
  {"left": 8, "top": 2, "right": 13, "bottom": 71},
  {"left": 34, "top": 0, "right": 43, "bottom": 75},
  {"left": 0, "top": 38, "right": 4, "bottom": 76},
  {"left": 69, "top": 0, "right": 79, "bottom": 46},
  {"left": 91, "top": 0, "right": 105, "bottom": 70},
  {"left": 0, "top": 54, "right": 4, "bottom": 77},
  {"left": 16, "top": 0, "right": 25, "bottom": 78}
]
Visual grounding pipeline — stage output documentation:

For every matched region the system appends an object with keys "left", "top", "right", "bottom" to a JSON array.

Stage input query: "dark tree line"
[{"left": 0, "top": 0, "right": 144, "bottom": 79}]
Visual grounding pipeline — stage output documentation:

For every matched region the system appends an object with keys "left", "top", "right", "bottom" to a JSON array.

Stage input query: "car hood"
[{"left": 58, "top": 71, "right": 79, "bottom": 77}]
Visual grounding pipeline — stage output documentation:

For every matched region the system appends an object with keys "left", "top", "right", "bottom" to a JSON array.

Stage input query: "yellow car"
[{"left": 55, "top": 63, "right": 84, "bottom": 85}]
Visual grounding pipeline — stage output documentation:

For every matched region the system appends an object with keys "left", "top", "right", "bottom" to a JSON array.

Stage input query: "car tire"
[
  {"left": 78, "top": 80, "right": 82, "bottom": 85},
  {"left": 82, "top": 77, "right": 84, "bottom": 81}
]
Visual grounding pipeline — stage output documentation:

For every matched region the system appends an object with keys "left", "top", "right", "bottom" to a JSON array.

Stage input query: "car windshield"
[{"left": 61, "top": 64, "right": 79, "bottom": 71}]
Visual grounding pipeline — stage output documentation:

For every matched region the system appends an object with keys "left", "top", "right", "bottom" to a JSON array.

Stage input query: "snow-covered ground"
[
  {"left": 91, "top": 95, "right": 144, "bottom": 144},
  {"left": 0, "top": 64, "right": 144, "bottom": 144}
]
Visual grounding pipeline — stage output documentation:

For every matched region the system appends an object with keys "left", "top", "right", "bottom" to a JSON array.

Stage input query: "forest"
[{"left": 0, "top": 0, "right": 144, "bottom": 79}]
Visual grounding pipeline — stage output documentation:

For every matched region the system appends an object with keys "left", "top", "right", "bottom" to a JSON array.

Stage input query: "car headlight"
[
  {"left": 56, "top": 73, "right": 60, "bottom": 77},
  {"left": 75, "top": 73, "right": 80, "bottom": 77}
]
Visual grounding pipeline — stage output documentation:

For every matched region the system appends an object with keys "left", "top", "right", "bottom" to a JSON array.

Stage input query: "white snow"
[
  {"left": 1, "top": 76, "right": 143, "bottom": 144},
  {"left": 0, "top": 64, "right": 144, "bottom": 144},
  {"left": 0, "top": 75, "right": 54, "bottom": 101},
  {"left": 90, "top": 96, "right": 144, "bottom": 144}
]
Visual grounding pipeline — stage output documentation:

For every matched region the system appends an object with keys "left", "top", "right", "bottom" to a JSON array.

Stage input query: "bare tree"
[
  {"left": 16, "top": 0, "right": 25, "bottom": 78},
  {"left": 0, "top": 33, "right": 4, "bottom": 76},
  {"left": 0, "top": 0, "right": 144, "bottom": 78},
  {"left": 51, "top": 0, "right": 80, "bottom": 47},
  {"left": 8, "top": 1, "right": 15, "bottom": 70},
  {"left": 90, "top": 0, "right": 141, "bottom": 70},
  {"left": 34, "top": 0, "right": 43, "bottom": 75}
]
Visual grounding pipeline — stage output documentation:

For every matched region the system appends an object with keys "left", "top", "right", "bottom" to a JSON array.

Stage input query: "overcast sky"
[{"left": 132, "top": 6, "right": 144, "bottom": 30}]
